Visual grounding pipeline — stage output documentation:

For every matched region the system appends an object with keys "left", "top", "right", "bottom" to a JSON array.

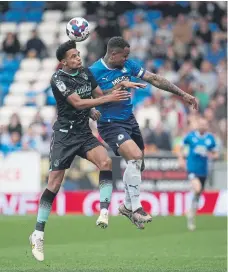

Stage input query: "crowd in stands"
[{"left": 0, "top": 1, "right": 227, "bottom": 158}]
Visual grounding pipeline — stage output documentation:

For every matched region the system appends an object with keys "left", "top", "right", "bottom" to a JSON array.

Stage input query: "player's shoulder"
[
  {"left": 51, "top": 70, "right": 64, "bottom": 82},
  {"left": 205, "top": 132, "right": 215, "bottom": 140},
  {"left": 89, "top": 59, "right": 102, "bottom": 70}
]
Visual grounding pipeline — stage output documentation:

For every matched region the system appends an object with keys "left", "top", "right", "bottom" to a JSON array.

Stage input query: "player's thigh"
[
  {"left": 118, "top": 139, "right": 143, "bottom": 161},
  {"left": 98, "top": 122, "right": 139, "bottom": 159},
  {"left": 86, "top": 145, "right": 112, "bottom": 170},
  {"left": 49, "top": 131, "right": 78, "bottom": 171},
  {"left": 189, "top": 174, "right": 202, "bottom": 194}
]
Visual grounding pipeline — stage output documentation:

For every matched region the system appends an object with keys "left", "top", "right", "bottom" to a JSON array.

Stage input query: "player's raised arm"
[
  {"left": 92, "top": 82, "right": 146, "bottom": 98},
  {"left": 142, "top": 71, "right": 199, "bottom": 110},
  {"left": 67, "top": 89, "right": 130, "bottom": 110}
]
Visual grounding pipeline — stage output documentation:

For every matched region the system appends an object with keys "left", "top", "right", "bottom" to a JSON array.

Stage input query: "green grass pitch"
[{"left": 0, "top": 215, "right": 226, "bottom": 272}]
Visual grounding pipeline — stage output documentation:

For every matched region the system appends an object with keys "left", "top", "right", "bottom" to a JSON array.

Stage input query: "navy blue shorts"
[{"left": 98, "top": 114, "right": 145, "bottom": 156}]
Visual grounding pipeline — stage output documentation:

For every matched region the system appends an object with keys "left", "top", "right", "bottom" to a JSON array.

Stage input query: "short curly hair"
[
  {"left": 107, "top": 36, "right": 130, "bottom": 51},
  {"left": 56, "top": 40, "right": 76, "bottom": 62}
]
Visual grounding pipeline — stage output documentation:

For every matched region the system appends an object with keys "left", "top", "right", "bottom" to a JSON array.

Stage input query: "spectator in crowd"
[
  {"left": 85, "top": 31, "right": 105, "bottom": 62},
  {"left": 196, "top": 18, "right": 212, "bottom": 44},
  {"left": 205, "top": 41, "right": 226, "bottom": 66},
  {"left": 129, "top": 30, "right": 149, "bottom": 60},
  {"left": 0, "top": 131, "right": 22, "bottom": 155},
  {"left": 215, "top": 94, "right": 227, "bottom": 121},
  {"left": 22, "top": 125, "right": 43, "bottom": 151},
  {"left": 131, "top": 11, "right": 153, "bottom": 40},
  {"left": 24, "top": 30, "right": 47, "bottom": 58},
  {"left": 145, "top": 122, "right": 172, "bottom": 152},
  {"left": 198, "top": 60, "right": 218, "bottom": 97},
  {"left": 2, "top": 32, "right": 20, "bottom": 55},
  {"left": 7, "top": 113, "right": 23, "bottom": 138},
  {"left": 173, "top": 14, "right": 193, "bottom": 45}
]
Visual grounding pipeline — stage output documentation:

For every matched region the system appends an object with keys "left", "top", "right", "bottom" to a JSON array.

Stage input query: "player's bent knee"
[
  {"left": 98, "top": 157, "right": 112, "bottom": 170},
  {"left": 130, "top": 151, "right": 143, "bottom": 161}
]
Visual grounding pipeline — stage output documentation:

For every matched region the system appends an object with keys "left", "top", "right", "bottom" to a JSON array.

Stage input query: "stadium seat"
[
  {"left": 4, "top": 10, "right": 26, "bottom": 22},
  {"left": 27, "top": 1, "right": 45, "bottom": 9},
  {"left": 39, "top": 33, "right": 56, "bottom": 47},
  {"left": 9, "top": 82, "right": 30, "bottom": 94},
  {"left": 41, "top": 58, "right": 57, "bottom": 70},
  {"left": 9, "top": 1, "right": 28, "bottom": 10},
  {"left": 1, "top": 58, "right": 20, "bottom": 72},
  {"left": 37, "top": 70, "right": 55, "bottom": 82},
  {"left": 32, "top": 81, "right": 50, "bottom": 92},
  {"left": 0, "top": 22, "right": 17, "bottom": 34},
  {"left": 4, "top": 94, "right": 26, "bottom": 106},
  {"left": 18, "top": 22, "right": 37, "bottom": 34},
  {"left": 0, "top": 71, "right": 15, "bottom": 84},
  {"left": 14, "top": 71, "right": 37, "bottom": 82},
  {"left": 0, "top": 83, "right": 10, "bottom": 96},
  {"left": 18, "top": 33, "right": 31, "bottom": 46},
  {"left": 37, "top": 22, "right": 58, "bottom": 35},
  {"left": 20, "top": 58, "right": 41, "bottom": 72},
  {"left": 42, "top": 10, "right": 63, "bottom": 22},
  {"left": 0, "top": 106, "right": 19, "bottom": 126},
  {"left": 26, "top": 10, "right": 43, "bottom": 22},
  {"left": 40, "top": 106, "right": 56, "bottom": 122}
]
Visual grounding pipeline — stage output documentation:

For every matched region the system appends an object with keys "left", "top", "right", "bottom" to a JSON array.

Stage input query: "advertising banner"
[
  {"left": 0, "top": 152, "right": 41, "bottom": 193},
  {"left": 0, "top": 191, "right": 226, "bottom": 216}
]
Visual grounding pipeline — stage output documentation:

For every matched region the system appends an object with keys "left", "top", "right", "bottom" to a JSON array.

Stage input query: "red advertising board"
[{"left": 0, "top": 191, "right": 227, "bottom": 216}]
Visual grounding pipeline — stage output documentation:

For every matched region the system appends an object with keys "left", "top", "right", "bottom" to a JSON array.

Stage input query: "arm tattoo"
[{"left": 143, "top": 71, "right": 186, "bottom": 97}]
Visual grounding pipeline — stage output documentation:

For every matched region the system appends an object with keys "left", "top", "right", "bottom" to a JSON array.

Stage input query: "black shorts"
[
  {"left": 49, "top": 129, "right": 102, "bottom": 171},
  {"left": 98, "top": 114, "right": 145, "bottom": 156},
  {"left": 188, "top": 173, "right": 207, "bottom": 189}
]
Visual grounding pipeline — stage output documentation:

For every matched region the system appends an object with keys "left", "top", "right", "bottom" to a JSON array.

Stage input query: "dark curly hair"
[
  {"left": 56, "top": 40, "right": 76, "bottom": 62},
  {"left": 107, "top": 36, "right": 130, "bottom": 52}
]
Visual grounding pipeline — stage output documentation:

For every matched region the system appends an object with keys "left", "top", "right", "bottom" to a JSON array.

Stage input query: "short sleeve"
[
  {"left": 208, "top": 135, "right": 217, "bottom": 151},
  {"left": 128, "top": 60, "right": 145, "bottom": 78},
  {"left": 87, "top": 69, "right": 98, "bottom": 90},
  {"left": 51, "top": 74, "right": 75, "bottom": 98},
  {"left": 182, "top": 133, "right": 191, "bottom": 146}
]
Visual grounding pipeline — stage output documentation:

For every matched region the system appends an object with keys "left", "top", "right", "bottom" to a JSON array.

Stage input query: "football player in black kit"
[{"left": 29, "top": 40, "right": 145, "bottom": 262}]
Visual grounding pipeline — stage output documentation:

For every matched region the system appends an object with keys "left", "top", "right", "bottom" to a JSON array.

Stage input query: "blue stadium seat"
[
  {"left": 2, "top": 58, "right": 20, "bottom": 72},
  {"left": 0, "top": 83, "right": 10, "bottom": 96},
  {"left": 25, "top": 10, "right": 43, "bottom": 22},
  {"left": 125, "top": 10, "right": 135, "bottom": 27},
  {"left": 9, "top": 1, "right": 27, "bottom": 10},
  {"left": 0, "top": 71, "right": 15, "bottom": 84},
  {"left": 4, "top": 10, "right": 26, "bottom": 22},
  {"left": 27, "top": 2, "right": 45, "bottom": 9},
  {"left": 176, "top": 1, "right": 190, "bottom": 7},
  {"left": 147, "top": 11, "right": 162, "bottom": 21}
]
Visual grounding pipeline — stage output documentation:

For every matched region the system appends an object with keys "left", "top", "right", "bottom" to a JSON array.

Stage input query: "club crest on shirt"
[
  {"left": 55, "top": 80, "right": 67, "bottom": 93},
  {"left": 80, "top": 72, "right": 88, "bottom": 80}
]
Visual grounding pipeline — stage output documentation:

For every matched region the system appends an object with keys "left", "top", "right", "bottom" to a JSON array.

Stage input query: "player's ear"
[{"left": 61, "top": 59, "right": 67, "bottom": 66}]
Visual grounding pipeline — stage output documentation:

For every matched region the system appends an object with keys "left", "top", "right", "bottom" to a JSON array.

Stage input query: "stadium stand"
[{"left": 0, "top": 1, "right": 227, "bottom": 159}]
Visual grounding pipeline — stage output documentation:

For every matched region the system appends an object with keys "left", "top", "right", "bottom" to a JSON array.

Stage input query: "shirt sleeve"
[
  {"left": 128, "top": 60, "right": 145, "bottom": 78},
  {"left": 182, "top": 133, "right": 191, "bottom": 146},
  {"left": 208, "top": 135, "right": 218, "bottom": 151},
  {"left": 51, "top": 74, "right": 75, "bottom": 98},
  {"left": 87, "top": 69, "right": 98, "bottom": 90}
]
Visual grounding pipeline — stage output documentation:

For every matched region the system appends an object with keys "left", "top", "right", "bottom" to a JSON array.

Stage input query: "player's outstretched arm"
[
  {"left": 67, "top": 89, "right": 130, "bottom": 110},
  {"left": 142, "top": 71, "right": 199, "bottom": 110},
  {"left": 92, "top": 82, "right": 145, "bottom": 98}
]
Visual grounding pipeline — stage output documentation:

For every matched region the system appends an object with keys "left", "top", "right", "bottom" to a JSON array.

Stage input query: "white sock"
[
  {"left": 100, "top": 208, "right": 108, "bottom": 215},
  {"left": 123, "top": 180, "right": 132, "bottom": 211},
  {"left": 34, "top": 230, "right": 44, "bottom": 238},
  {"left": 123, "top": 160, "right": 142, "bottom": 212}
]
